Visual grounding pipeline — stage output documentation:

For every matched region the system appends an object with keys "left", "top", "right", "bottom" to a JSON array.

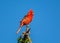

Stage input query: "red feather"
[{"left": 16, "top": 9, "right": 34, "bottom": 34}]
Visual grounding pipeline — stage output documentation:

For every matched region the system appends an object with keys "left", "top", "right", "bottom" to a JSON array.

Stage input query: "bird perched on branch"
[{"left": 16, "top": 9, "right": 34, "bottom": 34}]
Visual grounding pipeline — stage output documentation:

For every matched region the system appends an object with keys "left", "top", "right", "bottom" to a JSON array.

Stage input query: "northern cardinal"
[{"left": 16, "top": 9, "right": 34, "bottom": 34}]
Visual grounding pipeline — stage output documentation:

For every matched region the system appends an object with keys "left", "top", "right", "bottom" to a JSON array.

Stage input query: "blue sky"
[{"left": 0, "top": 0, "right": 60, "bottom": 43}]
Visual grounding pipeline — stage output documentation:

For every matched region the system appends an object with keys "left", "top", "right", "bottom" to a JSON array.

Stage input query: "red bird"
[{"left": 16, "top": 9, "right": 34, "bottom": 34}]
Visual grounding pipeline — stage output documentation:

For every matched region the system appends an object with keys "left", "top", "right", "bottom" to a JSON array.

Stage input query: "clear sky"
[{"left": 0, "top": 0, "right": 60, "bottom": 43}]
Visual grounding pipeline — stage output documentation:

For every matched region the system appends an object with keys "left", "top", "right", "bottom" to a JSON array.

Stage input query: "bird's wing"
[{"left": 23, "top": 15, "right": 27, "bottom": 18}]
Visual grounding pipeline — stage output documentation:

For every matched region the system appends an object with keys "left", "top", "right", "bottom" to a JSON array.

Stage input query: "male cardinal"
[{"left": 16, "top": 9, "right": 34, "bottom": 34}]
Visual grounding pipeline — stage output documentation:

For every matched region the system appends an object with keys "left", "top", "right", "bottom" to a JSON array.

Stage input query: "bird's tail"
[{"left": 16, "top": 26, "right": 21, "bottom": 34}]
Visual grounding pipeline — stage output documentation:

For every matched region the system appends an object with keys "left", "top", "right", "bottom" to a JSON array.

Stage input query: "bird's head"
[{"left": 27, "top": 9, "right": 34, "bottom": 17}]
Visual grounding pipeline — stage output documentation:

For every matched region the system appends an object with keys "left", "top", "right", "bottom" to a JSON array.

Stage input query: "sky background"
[{"left": 0, "top": 0, "right": 60, "bottom": 43}]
